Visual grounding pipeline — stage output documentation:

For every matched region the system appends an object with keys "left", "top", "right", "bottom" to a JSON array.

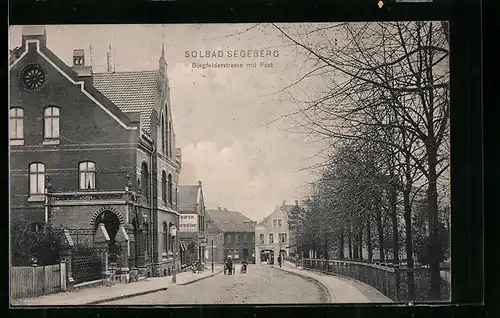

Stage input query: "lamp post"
[
  {"left": 170, "top": 224, "right": 177, "bottom": 283},
  {"left": 211, "top": 239, "right": 214, "bottom": 273}
]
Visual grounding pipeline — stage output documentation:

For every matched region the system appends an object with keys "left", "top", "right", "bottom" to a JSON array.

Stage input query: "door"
[{"left": 243, "top": 248, "right": 249, "bottom": 260}]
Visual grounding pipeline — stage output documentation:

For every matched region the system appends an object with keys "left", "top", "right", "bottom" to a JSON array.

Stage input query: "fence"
[
  {"left": 10, "top": 262, "right": 66, "bottom": 299},
  {"left": 302, "top": 258, "right": 450, "bottom": 302},
  {"left": 72, "top": 252, "right": 103, "bottom": 284}
]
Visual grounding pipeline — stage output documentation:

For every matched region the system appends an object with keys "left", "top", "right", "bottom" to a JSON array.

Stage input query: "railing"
[
  {"left": 48, "top": 190, "right": 127, "bottom": 202},
  {"left": 10, "top": 263, "right": 66, "bottom": 299},
  {"left": 72, "top": 253, "right": 103, "bottom": 284},
  {"left": 302, "top": 258, "right": 450, "bottom": 302}
]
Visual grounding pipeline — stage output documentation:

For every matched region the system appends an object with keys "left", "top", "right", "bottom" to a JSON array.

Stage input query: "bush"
[{"left": 10, "top": 216, "right": 63, "bottom": 266}]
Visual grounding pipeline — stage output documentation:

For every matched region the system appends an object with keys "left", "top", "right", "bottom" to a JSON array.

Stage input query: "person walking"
[{"left": 277, "top": 255, "right": 282, "bottom": 268}]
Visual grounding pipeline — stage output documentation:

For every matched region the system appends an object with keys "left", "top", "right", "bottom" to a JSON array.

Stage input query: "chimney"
[
  {"left": 282, "top": 200, "right": 286, "bottom": 206},
  {"left": 295, "top": 200, "right": 299, "bottom": 206},
  {"left": 127, "top": 111, "right": 141, "bottom": 130},
  {"left": 224, "top": 208, "right": 228, "bottom": 212},
  {"left": 218, "top": 207, "right": 221, "bottom": 211},
  {"left": 198, "top": 180, "right": 202, "bottom": 187},
  {"left": 22, "top": 25, "right": 47, "bottom": 48},
  {"left": 72, "top": 49, "right": 93, "bottom": 86}
]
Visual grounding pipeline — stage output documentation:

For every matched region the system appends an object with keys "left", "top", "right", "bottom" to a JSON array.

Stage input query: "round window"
[{"left": 20, "top": 63, "right": 47, "bottom": 91}]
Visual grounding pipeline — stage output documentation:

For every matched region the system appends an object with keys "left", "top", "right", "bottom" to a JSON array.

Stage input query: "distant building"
[
  {"left": 255, "top": 201, "right": 298, "bottom": 265},
  {"left": 205, "top": 208, "right": 256, "bottom": 264},
  {"left": 178, "top": 181, "right": 206, "bottom": 266}
]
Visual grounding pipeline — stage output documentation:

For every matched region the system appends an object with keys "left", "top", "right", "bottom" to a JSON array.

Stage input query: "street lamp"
[
  {"left": 211, "top": 239, "right": 214, "bottom": 273},
  {"left": 170, "top": 224, "right": 177, "bottom": 283}
]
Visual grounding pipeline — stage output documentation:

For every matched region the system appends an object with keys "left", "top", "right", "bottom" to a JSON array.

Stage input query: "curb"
[
  {"left": 87, "top": 270, "right": 223, "bottom": 305},
  {"left": 177, "top": 269, "right": 223, "bottom": 286},
  {"left": 298, "top": 267, "right": 393, "bottom": 303},
  {"left": 271, "top": 266, "right": 332, "bottom": 303}
]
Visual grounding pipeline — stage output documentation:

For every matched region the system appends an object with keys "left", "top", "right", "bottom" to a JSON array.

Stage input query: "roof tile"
[{"left": 93, "top": 71, "right": 158, "bottom": 135}]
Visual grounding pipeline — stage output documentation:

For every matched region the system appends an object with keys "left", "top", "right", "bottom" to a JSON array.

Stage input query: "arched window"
[
  {"left": 163, "top": 222, "right": 169, "bottom": 254},
  {"left": 141, "top": 162, "right": 150, "bottom": 204},
  {"left": 161, "top": 170, "right": 167, "bottom": 204},
  {"left": 79, "top": 161, "right": 96, "bottom": 189},
  {"left": 168, "top": 173, "right": 173, "bottom": 207},
  {"left": 168, "top": 122, "right": 172, "bottom": 157},
  {"left": 9, "top": 108, "right": 24, "bottom": 143},
  {"left": 161, "top": 115, "right": 165, "bottom": 154},
  {"left": 44, "top": 106, "right": 60, "bottom": 140},
  {"left": 29, "top": 162, "right": 45, "bottom": 195}
]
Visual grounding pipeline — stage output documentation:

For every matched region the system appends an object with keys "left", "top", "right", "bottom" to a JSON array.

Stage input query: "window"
[
  {"left": 161, "top": 116, "right": 165, "bottom": 154},
  {"left": 273, "top": 219, "right": 277, "bottom": 227},
  {"left": 226, "top": 234, "right": 231, "bottom": 244},
  {"left": 79, "top": 161, "right": 96, "bottom": 189},
  {"left": 168, "top": 173, "right": 173, "bottom": 207},
  {"left": 165, "top": 120, "right": 169, "bottom": 157},
  {"left": 44, "top": 106, "right": 60, "bottom": 140},
  {"left": 168, "top": 122, "right": 172, "bottom": 157},
  {"left": 161, "top": 170, "right": 167, "bottom": 204},
  {"left": 163, "top": 223, "right": 168, "bottom": 254},
  {"left": 259, "top": 234, "right": 264, "bottom": 245},
  {"left": 278, "top": 219, "right": 282, "bottom": 227},
  {"left": 235, "top": 234, "right": 239, "bottom": 244},
  {"left": 243, "top": 233, "right": 247, "bottom": 244},
  {"left": 9, "top": 108, "right": 24, "bottom": 144},
  {"left": 279, "top": 233, "right": 287, "bottom": 244},
  {"left": 269, "top": 233, "right": 274, "bottom": 244},
  {"left": 29, "top": 163, "right": 45, "bottom": 195},
  {"left": 141, "top": 163, "right": 150, "bottom": 204}
]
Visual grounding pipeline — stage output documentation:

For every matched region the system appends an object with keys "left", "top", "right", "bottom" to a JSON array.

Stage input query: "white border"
[{"left": 9, "top": 40, "right": 138, "bottom": 131}]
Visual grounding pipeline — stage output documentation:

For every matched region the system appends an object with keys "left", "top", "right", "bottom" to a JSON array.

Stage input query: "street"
[{"left": 104, "top": 264, "right": 329, "bottom": 304}]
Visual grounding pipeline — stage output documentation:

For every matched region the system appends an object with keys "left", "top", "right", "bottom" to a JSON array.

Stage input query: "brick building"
[
  {"left": 255, "top": 201, "right": 298, "bottom": 265},
  {"left": 178, "top": 181, "right": 206, "bottom": 266},
  {"left": 205, "top": 208, "right": 256, "bottom": 264},
  {"left": 9, "top": 26, "right": 182, "bottom": 279}
]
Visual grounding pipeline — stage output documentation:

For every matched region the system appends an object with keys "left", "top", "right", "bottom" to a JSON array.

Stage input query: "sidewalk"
[
  {"left": 275, "top": 262, "right": 392, "bottom": 303},
  {"left": 11, "top": 265, "right": 223, "bottom": 306}
]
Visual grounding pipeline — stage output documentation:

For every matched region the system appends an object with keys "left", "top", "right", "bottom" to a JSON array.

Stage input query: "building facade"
[
  {"left": 205, "top": 208, "right": 256, "bottom": 264},
  {"left": 9, "top": 26, "right": 182, "bottom": 279},
  {"left": 255, "top": 201, "right": 298, "bottom": 265},
  {"left": 178, "top": 181, "right": 206, "bottom": 266}
]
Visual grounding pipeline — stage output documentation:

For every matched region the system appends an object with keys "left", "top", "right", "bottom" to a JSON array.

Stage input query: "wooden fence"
[
  {"left": 10, "top": 262, "right": 66, "bottom": 299},
  {"left": 302, "top": 258, "right": 450, "bottom": 302}
]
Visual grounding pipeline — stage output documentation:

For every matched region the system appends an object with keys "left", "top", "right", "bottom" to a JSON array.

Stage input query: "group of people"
[{"left": 224, "top": 257, "right": 249, "bottom": 275}]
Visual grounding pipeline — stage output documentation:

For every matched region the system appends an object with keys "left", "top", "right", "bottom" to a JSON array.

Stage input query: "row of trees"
[{"left": 272, "top": 22, "right": 450, "bottom": 300}]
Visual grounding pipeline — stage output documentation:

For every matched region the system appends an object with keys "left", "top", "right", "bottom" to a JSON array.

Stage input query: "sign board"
[
  {"left": 200, "top": 238, "right": 208, "bottom": 244},
  {"left": 199, "top": 242, "right": 208, "bottom": 247},
  {"left": 179, "top": 214, "right": 198, "bottom": 232}
]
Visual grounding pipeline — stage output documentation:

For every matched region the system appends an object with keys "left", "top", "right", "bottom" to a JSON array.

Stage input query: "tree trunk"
[
  {"left": 389, "top": 185, "right": 400, "bottom": 264},
  {"left": 348, "top": 224, "right": 353, "bottom": 259},
  {"left": 403, "top": 187, "right": 415, "bottom": 300},
  {"left": 358, "top": 221, "right": 363, "bottom": 260},
  {"left": 427, "top": 143, "right": 442, "bottom": 300},
  {"left": 324, "top": 232, "right": 328, "bottom": 260},
  {"left": 367, "top": 215, "right": 373, "bottom": 261},
  {"left": 375, "top": 200, "right": 385, "bottom": 261},
  {"left": 339, "top": 230, "right": 345, "bottom": 260}
]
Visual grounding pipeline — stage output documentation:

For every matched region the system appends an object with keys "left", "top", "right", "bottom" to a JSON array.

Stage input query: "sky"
[{"left": 9, "top": 24, "right": 330, "bottom": 222}]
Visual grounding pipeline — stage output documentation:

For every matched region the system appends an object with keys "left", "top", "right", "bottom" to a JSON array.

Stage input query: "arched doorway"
[
  {"left": 94, "top": 210, "right": 121, "bottom": 261},
  {"left": 260, "top": 249, "right": 274, "bottom": 264}
]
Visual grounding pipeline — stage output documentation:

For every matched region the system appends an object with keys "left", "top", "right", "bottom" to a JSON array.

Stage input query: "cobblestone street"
[{"left": 104, "top": 264, "right": 329, "bottom": 304}]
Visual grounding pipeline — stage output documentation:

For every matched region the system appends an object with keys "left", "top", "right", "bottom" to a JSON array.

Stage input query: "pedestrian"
[{"left": 278, "top": 255, "right": 282, "bottom": 268}]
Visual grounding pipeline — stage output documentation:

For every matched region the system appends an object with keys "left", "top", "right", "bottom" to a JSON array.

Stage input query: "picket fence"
[{"left": 10, "top": 262, "right": 67, "bottom": 299}]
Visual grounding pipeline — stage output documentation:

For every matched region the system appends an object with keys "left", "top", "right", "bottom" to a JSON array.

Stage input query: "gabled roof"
[
  {"left": 206, "top": 209, "right": 255, "bottom": 233},
  {"left": 9, "top": 39, "right": 135, "bottom": 130},
  {"left": 178, "top": 185, "right": 200, "bottom": 212},
  {"left": 257, "top": 204, "right": 296, "bottom": 226},
  {"left": 93, "top": 71, "right": 158, "bottom": 136}
]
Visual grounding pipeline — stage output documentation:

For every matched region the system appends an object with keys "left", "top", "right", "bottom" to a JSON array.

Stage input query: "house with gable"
[
  {"left": 255, "top": 201, "right": 299, "bottom": 265},
  {"left": 178, "top": 181, "right": 206, "bottom": 266},
  {"left": 9, "top": 25, "right": 182, "bottom": 281},
  {"left": 205, "top": 208, "right": 256, "bottom": 264}
]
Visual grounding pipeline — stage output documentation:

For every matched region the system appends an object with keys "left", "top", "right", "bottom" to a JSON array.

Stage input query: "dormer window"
[
  {"left": 9, "top": 108, "right": 24, "bottom": 145},
  {"left": 43, "top": 106, "right": 60, "bottom": 144}
]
